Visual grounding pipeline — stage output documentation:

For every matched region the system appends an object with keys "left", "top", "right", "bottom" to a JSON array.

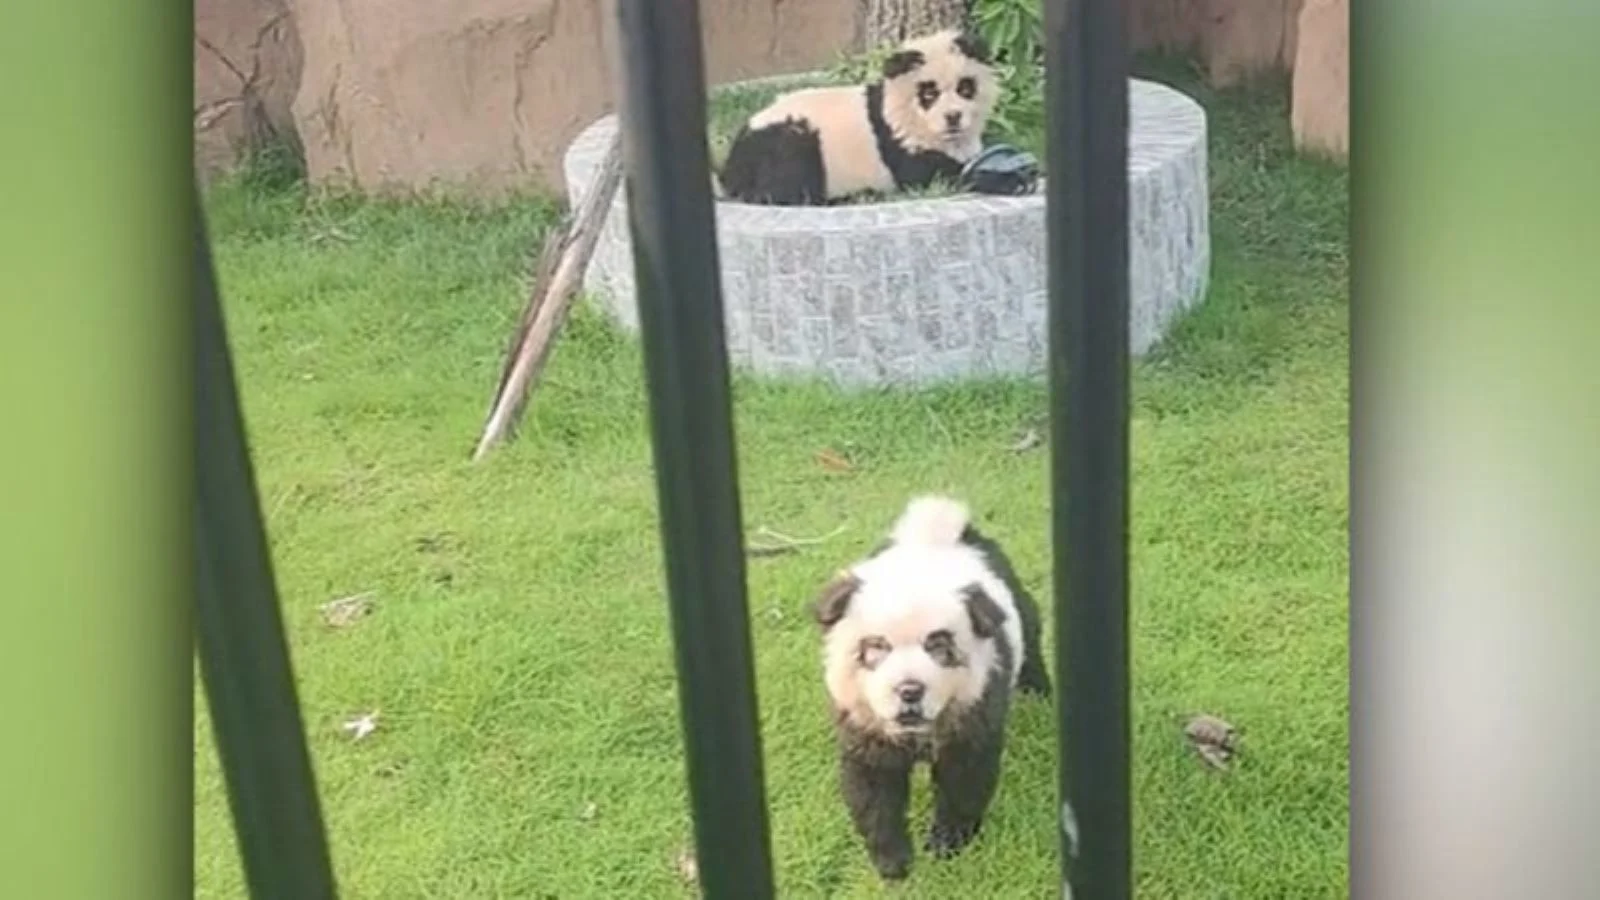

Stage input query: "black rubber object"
[{"left": 959, "top": 143, "right": 1042, "bottom": 196}]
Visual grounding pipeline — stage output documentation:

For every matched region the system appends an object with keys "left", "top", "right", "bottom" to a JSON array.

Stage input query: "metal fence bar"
[
  {"left": 611, "top": 1, "right": 777, "bottom": 897},
  {"left": 1042, "top": 0, "right": 1133, "bottom": 896},
  {"left": 194, "top": 198, "right": 341, "bottom": 900}
]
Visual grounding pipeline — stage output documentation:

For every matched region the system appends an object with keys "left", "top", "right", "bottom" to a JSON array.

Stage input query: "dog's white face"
[
  {"left": 816, "top": 548, "right": 1007, "bottom": 736},
  {"left": 881, "top": 30, "right": 1000, "bottom": 159}
]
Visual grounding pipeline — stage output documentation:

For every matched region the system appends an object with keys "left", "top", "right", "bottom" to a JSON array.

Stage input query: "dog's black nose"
[
  {"left": 945, "top": 111, "right": 962, "bottom": 128},
  {"left": 897, "top": 681, "right": 925, "bottom": 704}
]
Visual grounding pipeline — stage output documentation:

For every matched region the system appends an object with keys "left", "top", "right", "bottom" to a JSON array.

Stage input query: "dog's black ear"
[
  {"left": 883, "top": 49, "right": 926, "bottom": 80},
  {"left": 962, "top": 583, "right": 1008, "bottom": 639},
  {"left": 814, "top": 572, "right": 863, "bottom": 630},
  {"left": 953, "top": 32, "right": 992, "bottom": 65}
]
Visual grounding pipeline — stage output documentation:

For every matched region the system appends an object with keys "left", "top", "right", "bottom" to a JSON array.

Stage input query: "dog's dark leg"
[
  {"left": 839, "top": 751, "right": 915, "bottom": 879},
  {"left": 1012, "top": 583, "right": 1052, "bottom": 697},
  {"left": 926, "top": 730, "right": 1005, "bottom": 859}
]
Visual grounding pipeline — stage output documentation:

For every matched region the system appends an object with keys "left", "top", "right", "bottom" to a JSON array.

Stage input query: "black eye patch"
[
  {"left": 858, "top": 636, "right": 891, "bottom": 670},
  {"left": 916, "top": 81, "right": 940, "bottom": 109},
  {"left": 923, "top": 629, "right": 965, "bottom": 668},
  {"left": 956, "top": 77, "right": 977, "bottom": 100}
]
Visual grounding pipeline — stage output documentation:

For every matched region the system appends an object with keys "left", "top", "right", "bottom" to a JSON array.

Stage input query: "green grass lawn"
[{"left": 195, "top": 56, "right": 1348, "bottom": 898}]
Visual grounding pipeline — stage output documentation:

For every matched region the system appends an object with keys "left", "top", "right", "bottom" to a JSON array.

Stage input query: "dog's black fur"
[
  {"left": 718, "top": 118, "right": 831, "bottom": 206},
  {"left": 816, "top": 522, "right": 1050, "bottom": 880}
]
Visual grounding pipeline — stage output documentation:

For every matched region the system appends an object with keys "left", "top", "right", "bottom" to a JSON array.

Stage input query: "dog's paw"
[
  {"left": 870, "top": 844, "right": 912, "bottom": 880},
  {"left": 1018, "top": 666, "right": 1053, "bottom": 698},
  {"left": 925, "top": 818, "right": 982, "bottom": 859}
]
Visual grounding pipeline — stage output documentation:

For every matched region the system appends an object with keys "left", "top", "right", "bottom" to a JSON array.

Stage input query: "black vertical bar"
[
  {"left": 194, "top": 198, "right": 340, "bottom": 900},
  {"left": 1043, "top": 0, "right": 1132, "bottom": 897},
  {"left": 611, "top": 2, "right": 776, "bottom": 897}
]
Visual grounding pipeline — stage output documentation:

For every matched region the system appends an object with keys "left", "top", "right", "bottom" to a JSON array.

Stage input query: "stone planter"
[{"left": 563, "top": 74, "right": 1210, "bottom": 387}]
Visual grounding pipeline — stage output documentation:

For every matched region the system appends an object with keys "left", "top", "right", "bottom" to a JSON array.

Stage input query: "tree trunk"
[{"left": 862, "top": 0, "right": 967, "bottom": 48}]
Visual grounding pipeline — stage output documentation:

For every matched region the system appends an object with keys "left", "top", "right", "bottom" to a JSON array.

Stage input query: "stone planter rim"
[
  {"left": 563, "top": 71, "right": 1211, "bottom": 386},
  {"left": 690, "top": 71, "right": 1192, "bottom": 222}
]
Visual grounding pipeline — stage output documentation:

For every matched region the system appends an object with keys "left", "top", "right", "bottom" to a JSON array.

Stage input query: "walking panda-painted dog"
[
  {"left": 811, "top": 495, "right": 1051, "bottom": 880},
  {"left": 718, "top": 30, "right": 999, "bottom": 206}
]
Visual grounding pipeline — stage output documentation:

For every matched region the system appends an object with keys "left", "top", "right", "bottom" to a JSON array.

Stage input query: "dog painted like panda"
[
  {"left": 811, "top": 495, "right": 1051, "bottom": 880},
  {"left": 718, "top": 30, "right": 999, "bottom": 206}
]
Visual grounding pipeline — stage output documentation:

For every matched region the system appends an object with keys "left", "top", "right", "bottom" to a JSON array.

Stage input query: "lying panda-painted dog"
[
  {"left": 718, "top": 29, "right": 1000, "bottom": 206},
  {"left": 811, "top": 494, "right": 1051, "bottom": 880}
]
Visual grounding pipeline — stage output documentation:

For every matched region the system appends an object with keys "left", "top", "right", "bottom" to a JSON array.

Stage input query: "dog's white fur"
[{"left": 823, "top": 496, "right": 1023, "bottom": 736}]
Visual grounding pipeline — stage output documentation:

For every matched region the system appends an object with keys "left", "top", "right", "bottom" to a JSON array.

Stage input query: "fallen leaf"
[
  {"left": 1010, "top": 428, "right": 1043, "bottom": 453},
  {"left": 342, "top": 710, "right": 380, "bottom": 742},
  {"left": 675, "top": 848, "right": 699, "bottom": 883},
  {"left": 320, "top": 593, "right": 374, "bottom": 629},
  {"left": 414, "top": 532, "right": 456, "bottom": 553},
  {"left": 814, "top": 448, "right": 853, "bottom": 472},
  {"left": 1183, "top": 714, "right": 1237, "bottom": 771},
  {"left": 1194, "top": 743, "right": 1231, "bottom": 770}
]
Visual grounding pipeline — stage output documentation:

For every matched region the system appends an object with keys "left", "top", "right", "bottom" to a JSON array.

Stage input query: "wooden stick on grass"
[{"left": 472, "top": 133, "right": 624, "bottom": 462}]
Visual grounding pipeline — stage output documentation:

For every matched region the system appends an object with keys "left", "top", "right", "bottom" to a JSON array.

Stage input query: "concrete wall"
[
  {"left": 1291, "top": 0, "right": 1348, "bottom": 160},
  {"left": 195, "top": 0, "right": 860, "bottom": 195},
  {"left": 192, "top": 0, "right": 1346, "bottom": 196},
  {"left": 1126, "top": 0, "right": 1347, "bottom": 161},
  {"left": 194, "top": 0, "right": 302, "bottom": 176}
]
